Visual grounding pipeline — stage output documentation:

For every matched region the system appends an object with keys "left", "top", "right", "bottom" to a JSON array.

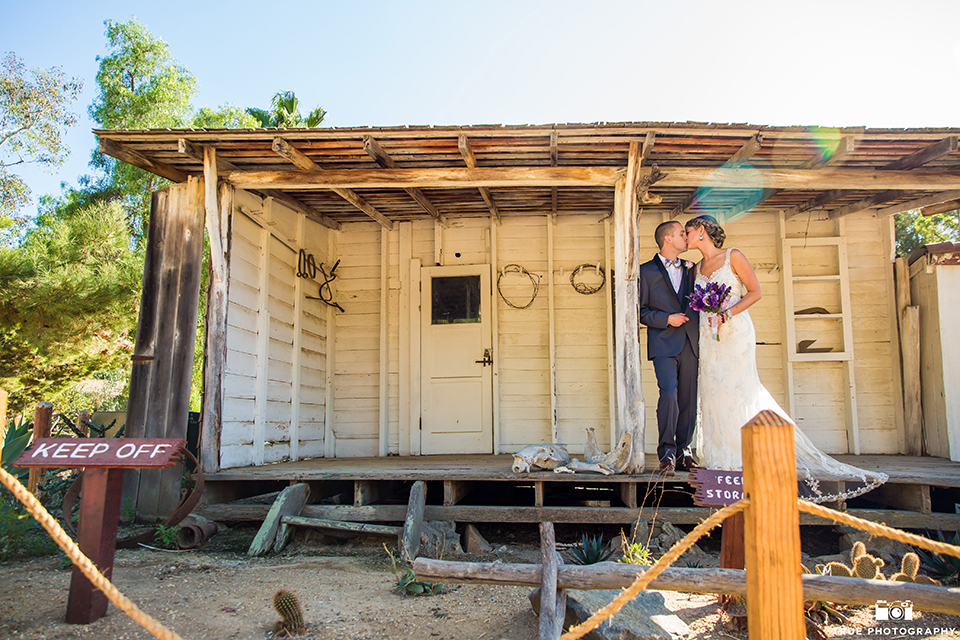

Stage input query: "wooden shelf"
[
  {"left": 792, "top": 275, "right": 841, "bottom": 282},
  {"left": 788, "top": 351, "right": 853, "bottom": 362},
  {"left": 794, "top": 313, "right": 843, "bottom": 320}
]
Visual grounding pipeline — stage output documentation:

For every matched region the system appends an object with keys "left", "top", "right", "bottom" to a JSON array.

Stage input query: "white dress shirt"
[{"left": 658, "top": 254, "right": 683, "bottom": 294}]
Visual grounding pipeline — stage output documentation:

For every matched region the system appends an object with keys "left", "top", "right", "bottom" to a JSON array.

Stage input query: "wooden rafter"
[
  {"left": 670, "top": 133, "right": 763, "bottom": 218},
  {"left": 458, "top": 135, "right": 501, "bottom": 225},
  {"left": 179, "top": 139, "right": 339, "bottom": 230},
  {"left": 800, "top": 135, "right": 856, "bottom": 169},
  {"left": 99, "top": 138, "right": 187, "bottom": 183},
  {"left": 921, "top": 199, "right": 960, "bottom": 216},
  {"left": 272, "top": 137, "right": 393, "bottom": 230},
  {"left": 363, "top": 136, "right": 448, "bottom": 227},
  {"left": 788, "top": 136, "right": 959, "bottom": 219},
  {"left": 877, "top": 189, "right": 960, "bottom": 217}
]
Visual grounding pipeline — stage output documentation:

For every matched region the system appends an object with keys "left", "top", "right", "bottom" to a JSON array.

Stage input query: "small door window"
[{"left": 432, "top": 275, "right": 481, "bottom": 324}]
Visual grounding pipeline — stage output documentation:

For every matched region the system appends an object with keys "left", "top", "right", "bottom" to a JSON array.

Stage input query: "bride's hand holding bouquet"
[{"left": 687, "top": 282, "right": 732, "bottom": 341}]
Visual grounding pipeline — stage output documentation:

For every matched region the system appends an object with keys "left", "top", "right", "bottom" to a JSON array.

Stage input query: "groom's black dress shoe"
[
  {"left": 676, "top": 456, "right": 699, "bottom": 472},
  {"left": 657, "top": 458, "right": 676, "bottom": 476}
]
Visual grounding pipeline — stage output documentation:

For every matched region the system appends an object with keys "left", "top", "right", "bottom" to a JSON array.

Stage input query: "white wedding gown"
[{"left": 695, "top": 249, "right": 887, "bottom": 503}]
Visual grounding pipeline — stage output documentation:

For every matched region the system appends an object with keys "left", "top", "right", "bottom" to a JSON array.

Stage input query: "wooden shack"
[
  {"left": 98, "top": 123, "right": 960, "bottom": 528},
  {"left": 909, "top": 242, "right": 960, "bottom": 462}
]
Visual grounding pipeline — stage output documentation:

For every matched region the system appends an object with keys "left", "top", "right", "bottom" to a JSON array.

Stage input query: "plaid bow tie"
[{"left": 665, "top": 258, "right": 682, "bottom": 268}]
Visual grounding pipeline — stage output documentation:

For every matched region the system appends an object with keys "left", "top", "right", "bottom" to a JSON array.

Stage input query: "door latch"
[{"left": 475, "top": 348, "right": 493, "bottom": 366}]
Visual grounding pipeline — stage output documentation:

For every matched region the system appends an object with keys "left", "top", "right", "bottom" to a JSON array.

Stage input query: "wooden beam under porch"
[{"left": 196, "top": 454, "right": 960, "bottom": 531}]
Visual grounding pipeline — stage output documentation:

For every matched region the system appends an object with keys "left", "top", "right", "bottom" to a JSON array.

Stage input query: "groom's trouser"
[{"left": 652, "top": 338, "right": 698, "bottom": 463}]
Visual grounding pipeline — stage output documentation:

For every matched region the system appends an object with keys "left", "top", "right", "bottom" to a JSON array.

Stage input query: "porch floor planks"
[{"left": 204, "top": 453, "right": 960, "bottom": 488}]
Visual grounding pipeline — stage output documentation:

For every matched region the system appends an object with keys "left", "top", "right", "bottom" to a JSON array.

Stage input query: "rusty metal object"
[
  {"left": 176, "top": 522, "right": 219, "bottom": 549},
  {"left": 61, "top": 448, "right": 205, "bottom": 548}
]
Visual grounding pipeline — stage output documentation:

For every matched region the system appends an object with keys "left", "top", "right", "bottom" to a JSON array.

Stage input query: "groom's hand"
[{"left": 667, "top": 313, "right": 689, "bottom": 327}]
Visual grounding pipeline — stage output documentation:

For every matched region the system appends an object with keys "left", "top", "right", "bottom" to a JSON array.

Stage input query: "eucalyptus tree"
[{"left": 0, "top": 53, "right": 83, "bottom": 241}]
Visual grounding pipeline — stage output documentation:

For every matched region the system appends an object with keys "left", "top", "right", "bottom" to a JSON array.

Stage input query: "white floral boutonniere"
[{"left": 684, "top": 260, "right": 694, "bottom": 269}]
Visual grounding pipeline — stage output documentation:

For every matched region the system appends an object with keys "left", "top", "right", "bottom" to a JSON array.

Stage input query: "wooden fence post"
[
  {"left": 742, "top": 410, "right": 804, "bottom": 640},
  {"left": 28, "top": 402, "right": 53, "bottom": 494},
  {"left": 539, "top": 522, "right": 566, "bottom": 640}
]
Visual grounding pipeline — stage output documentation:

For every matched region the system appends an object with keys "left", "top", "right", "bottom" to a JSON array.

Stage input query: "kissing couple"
[{"left": 638, "top": 215, "right": 886, "bottom": 502}]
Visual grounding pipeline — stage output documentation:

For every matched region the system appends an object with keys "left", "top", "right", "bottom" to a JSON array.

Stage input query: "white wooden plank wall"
[{"left": 220, "top": 191, "right": 331, "bottom": 468}]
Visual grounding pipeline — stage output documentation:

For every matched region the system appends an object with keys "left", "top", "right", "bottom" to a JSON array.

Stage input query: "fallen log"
[{"left": 413, "top": 558, "right": 960, "bottom": 616}]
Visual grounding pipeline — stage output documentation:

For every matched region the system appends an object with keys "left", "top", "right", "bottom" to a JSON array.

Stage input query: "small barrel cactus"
[{"left": 273, "top": 590, "right": 305, "bottom": 637}]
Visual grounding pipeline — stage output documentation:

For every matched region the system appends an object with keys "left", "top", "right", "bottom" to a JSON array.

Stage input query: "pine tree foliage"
[{"left": 0, "top": 201, "right": 140, "bottom": 413}]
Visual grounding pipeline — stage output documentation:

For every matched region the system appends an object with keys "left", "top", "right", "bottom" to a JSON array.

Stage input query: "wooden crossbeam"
[
  {"left": 224, "top": 166, "right": 960, "bottom": 191},
  {"left": 458, "top": 135, "right": 501, "bottom": 225},
  {"left": 99, "top": 138, "right": 188, "bottom": 183},
  {"left": 363, "top": 136, "right": 448, "bottom": 227},
  {"left": 830, "top": 189, "right": 902, "bottom": 219},
  {"left": 671, "top": 133, "right": 762, "bottom": 218},
  {"left": 272, "top": 137, "right": 393, "bottom": 230},
  {"left": 922, "top": 198, "right": 960, "bottom": 216},
  {"left": 789, "top": 136, "right": 959, "bottom": 218},
  {"left": 180, "top": 139, "right": 339, "bottom": 230},
  {"left": 721, "top": 188, "right": 779, "bottom": 219},
  {"left": 877, "top": 189, "right": 960, "bottom": 216}
]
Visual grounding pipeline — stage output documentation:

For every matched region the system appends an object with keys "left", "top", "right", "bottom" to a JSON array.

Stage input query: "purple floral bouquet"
[{"left": 687, "top": 282, "right": 732, "bottom": 341}]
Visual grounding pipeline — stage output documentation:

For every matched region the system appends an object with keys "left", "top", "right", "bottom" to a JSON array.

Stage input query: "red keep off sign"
[
  {"left": 14, "top": 438, "right": 184, "bottom": 469},
  {"left": 689, "top": 468, "right": 745, "bottom": 507}
]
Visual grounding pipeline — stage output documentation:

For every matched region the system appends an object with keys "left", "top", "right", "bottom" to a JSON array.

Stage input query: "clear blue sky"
[{"left": 4, "top": 0, "right": 960, "bottom": 217}]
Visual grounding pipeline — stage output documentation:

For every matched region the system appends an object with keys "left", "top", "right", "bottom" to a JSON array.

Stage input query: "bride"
[{"left": 683, "top": 215, "right": 887, "bottom": 503}]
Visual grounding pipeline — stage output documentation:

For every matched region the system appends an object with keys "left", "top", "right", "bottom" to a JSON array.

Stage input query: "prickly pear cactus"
[
  {"left": 850, "top": 540, "right": 867, "bottom": 563},
  {"left": 273, "top": 590, "right": 306, "bottom": 637},
  {"left": 853, "top": 553, "right": 885, "bottom": 580},
  {"left": 890, "top": 552, "right": 940, "bottom": 584},
  {"left": 821, "top": 561, "right": 854, "bottom": 578}
]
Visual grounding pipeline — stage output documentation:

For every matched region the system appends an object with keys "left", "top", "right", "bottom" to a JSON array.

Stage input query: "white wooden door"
[{"left": 420, "top": 265, "right": 493, "bottom": 454}]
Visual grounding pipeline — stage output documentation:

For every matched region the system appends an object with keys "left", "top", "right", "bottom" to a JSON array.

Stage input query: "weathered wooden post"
[
  {"left": 538, "top": 522, "right": 566, "bottom": 640},
  {"left": 27, "top": 402, "right": 53, "bottom": 494},
  {"left": 741, "top": 410, "right": 804, "bottom": 640},
  {"left": 15, "top": 437, "right": 185, "bottom": 624}
]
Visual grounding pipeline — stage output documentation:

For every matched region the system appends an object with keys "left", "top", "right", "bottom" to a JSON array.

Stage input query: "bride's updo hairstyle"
[{"left": 686, "top": 215, "right": 726, "bottom": 248}]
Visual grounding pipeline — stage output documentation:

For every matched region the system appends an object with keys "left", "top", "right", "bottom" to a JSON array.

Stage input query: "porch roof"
[{"left": 95, "top": 122, "right": 960, "bottom": 229}]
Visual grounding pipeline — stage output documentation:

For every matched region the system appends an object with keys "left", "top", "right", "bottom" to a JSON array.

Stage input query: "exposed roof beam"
[
  {"left": 921, "top": 199, "right": 960, "bottom": 216},
  {"left": 636, "top": 132, "right": 661, "bottom": 204},
  {"left": 272, "top": 137, "right": 393, "bottom": 230},
  {"left": 789, "top": 136, "right": 959, "bottom": 218},
  {"left": 885, "top": 136, "right": 958, "bottom": 171},
  {"left": 800, "top": 135, "right": 856, "bottom": 169},
  {"left": 99, "top": 137, "right": 188, "bottom": 183},
  {"left": 363, "top": 136, "right": 448, "bottom": 227},
  {"left": 458, "top": 135, "right": 501, "bottom": 225},
  {"left": 179, "top": 138, "right": 339, "bottom": 230},
  {"left": 827, "top": 136, "right": 959, "bottom": 218},
  {"left": 223, "top": 166, "right": 960, "bottom": 192},
  {"left": 877, "top": 189, "right": 960, "bottom": 217},
  {"left": 671, "top": 133, "right": 763, "bottom": 218}
]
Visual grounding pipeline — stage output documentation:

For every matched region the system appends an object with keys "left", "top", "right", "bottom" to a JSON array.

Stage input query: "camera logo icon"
[{"left": 875, "top": 600, "right": 913, "bottom": 621}]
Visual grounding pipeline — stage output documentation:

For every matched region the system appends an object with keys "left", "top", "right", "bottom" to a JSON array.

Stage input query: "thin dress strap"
[{"left": 724, "top": 248, "right": 732, "bottom": 268}]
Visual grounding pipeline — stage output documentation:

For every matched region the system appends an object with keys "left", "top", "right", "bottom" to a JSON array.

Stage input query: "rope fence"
[
  {"left": 561, "top": 499, "right": 751, "bottom": 640},
  {"left": 0, "top": 466, "right": 185, "bottom": 640},
  {"left": 559, "top": 496, "right": 960, "bottom": 640}
]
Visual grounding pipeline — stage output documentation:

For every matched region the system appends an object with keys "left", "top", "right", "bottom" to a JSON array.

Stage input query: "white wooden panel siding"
[
  {"left": 496, "top": 217, "right": 551, "bottom": 450},
  {"left": 220, "top": 190, "right": 332, "bottom": 468},
  {"left": 551, "top": 216, "right": 610, "bottom": 450}
]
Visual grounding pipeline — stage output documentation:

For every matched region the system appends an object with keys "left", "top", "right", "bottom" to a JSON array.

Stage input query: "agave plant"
[
  {"left": 571, "top": 533, "right": 616, "bottom": 565},
  {"left": 915, "top": 531, "right": 960, "bottom": 586}
]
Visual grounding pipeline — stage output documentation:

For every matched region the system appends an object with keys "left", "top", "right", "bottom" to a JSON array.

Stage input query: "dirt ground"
[{"left": 0, "top": 523, "right": 958, "bottom": 640}]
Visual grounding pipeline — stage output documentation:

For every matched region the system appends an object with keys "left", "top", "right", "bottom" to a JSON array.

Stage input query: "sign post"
[
  {"left": 15, "top": 437, "right": 184, "bottom": 624},
  {"left": 690, "top": 469, "right": 746, "bottom": 590}
]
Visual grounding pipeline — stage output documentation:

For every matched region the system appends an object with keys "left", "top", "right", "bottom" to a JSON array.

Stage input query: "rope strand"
[{"left": 0, "top": 466, "right": 185, "bottom": 640}]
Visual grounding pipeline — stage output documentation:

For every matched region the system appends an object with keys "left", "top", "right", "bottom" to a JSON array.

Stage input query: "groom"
[{"left": 638, "top": 221, "right": 699, "bottom": 475}]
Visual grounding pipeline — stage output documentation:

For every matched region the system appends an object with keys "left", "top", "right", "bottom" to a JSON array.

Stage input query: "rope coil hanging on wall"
[
  {"left": 497, "top": 264, "right": 540, "bottom": 309},
  {"left": 570, "top": 263, "right": 605, "bottom": 295}
]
